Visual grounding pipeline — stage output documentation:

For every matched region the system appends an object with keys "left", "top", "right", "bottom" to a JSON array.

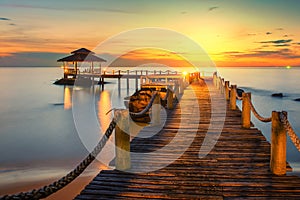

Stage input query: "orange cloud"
[{"left": 108, "top": 48, "right": 194, "bottom": 68}]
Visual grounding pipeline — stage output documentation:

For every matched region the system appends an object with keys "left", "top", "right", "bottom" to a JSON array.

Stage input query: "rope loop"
[{"left": 236, "top": 93, "right": 243, "bottom": 100}]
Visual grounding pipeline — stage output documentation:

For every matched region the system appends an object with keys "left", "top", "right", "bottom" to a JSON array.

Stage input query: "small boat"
[{"left": 127, "top": 84, "right": 168, "bottom": 123}]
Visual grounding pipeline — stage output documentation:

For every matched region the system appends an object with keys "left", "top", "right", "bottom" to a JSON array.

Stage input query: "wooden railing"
[{"left": 213, "top": 72, "right": 300, "bottom": 176}]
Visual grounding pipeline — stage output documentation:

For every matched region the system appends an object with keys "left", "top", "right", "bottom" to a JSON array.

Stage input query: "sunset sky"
[{"left": 1, "top": 0, "right": 300, "bottom": 67}]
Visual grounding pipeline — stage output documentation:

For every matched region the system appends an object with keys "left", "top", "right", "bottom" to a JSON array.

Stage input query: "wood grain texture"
[{"left": 75, "top": 79, "right": 300, "bottom": 200}]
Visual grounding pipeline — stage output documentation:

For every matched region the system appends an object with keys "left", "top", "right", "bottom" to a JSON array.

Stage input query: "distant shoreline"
[
  {"left": 1, "top": 65, "right": 300, "bottom": 68},
  {"left": 0, "top": 66, "right": 58, "bottom": 68}
]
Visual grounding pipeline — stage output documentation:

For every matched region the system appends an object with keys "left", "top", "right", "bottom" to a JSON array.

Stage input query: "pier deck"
[{"left": 75, "top": 79, "right": 300, "bottom": 199}]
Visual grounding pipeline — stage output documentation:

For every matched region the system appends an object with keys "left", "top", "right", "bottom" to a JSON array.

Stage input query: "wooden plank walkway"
[{"left": 75, "top": 79, "right": 300, "bottom": 199}]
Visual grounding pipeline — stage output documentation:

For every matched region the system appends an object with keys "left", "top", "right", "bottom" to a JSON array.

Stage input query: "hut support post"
[
  {"left": 242, "top": 93, "right": 251, "bottom": 128},
  {"left": 270, "top": 111, "right": 287, "bottom": 175},
  {"left": 63, "top": 62, "right": 67, "bottom": 79},
  {"left": 114, "top": 109, "right": 131, "bottom": 170}
]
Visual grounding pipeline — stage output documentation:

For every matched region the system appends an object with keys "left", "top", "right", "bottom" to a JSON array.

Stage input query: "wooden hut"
[{"left": 57, "top": 48, "right": 106, "bottom": 79}]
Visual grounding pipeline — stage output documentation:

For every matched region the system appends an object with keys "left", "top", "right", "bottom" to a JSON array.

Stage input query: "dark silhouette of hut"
[{"left": 57, "top": 48, "right": 106, "bottom": 80}]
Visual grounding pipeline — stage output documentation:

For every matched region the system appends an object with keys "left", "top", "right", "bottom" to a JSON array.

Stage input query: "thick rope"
[
  {"left": 246, "top": 95, "right": 272, "bottom": 122},
  {"left": 1, "top": 119, "right": 117, "bottom": 200},
  {"left": 226, "top": 84, "right": 232, "bottom": 91},
  {"left": 280, "top": 112, "right": 300, "bottom": 152},
  {"left": 129, "top": 92, "right": 158, "bottom": 117},
  {"left": 236, "top": 93, "right": 243, "bottom": 100}
]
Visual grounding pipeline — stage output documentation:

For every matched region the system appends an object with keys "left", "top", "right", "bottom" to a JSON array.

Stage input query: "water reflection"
[
  {"left": 63, "top": 86, "right": 72, "bottom": 110},
  {"left": 98, "top": 90, "right": 113, "bottom": 132}
]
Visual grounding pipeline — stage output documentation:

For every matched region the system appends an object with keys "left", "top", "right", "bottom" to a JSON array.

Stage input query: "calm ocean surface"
[{"left": 0, "top": 67, "right": 299, "bottom": 192}]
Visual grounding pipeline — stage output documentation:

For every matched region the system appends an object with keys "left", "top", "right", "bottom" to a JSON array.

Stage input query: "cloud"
[
  {"left": 222, "top": 48, "right": 300, "bottom": 59},
  {"left": 0, "top": 17, "right": 10, "bottom": 21},
  {"left": 274, "top": 44, "right": 290, "bottom": 47},
  {"left": 247, "top": 33, "right": 256, "bottom": 36},
  {"left": 1, "top": 3, "right": 136, "bottom": 14},
  {"left": 260, "top": 39, "right": 293, "bottom": 44},
  {"left": 266, "top": 32, "right": 272, "bottom": 35},
  {"left": 276, "top": 28, "right": 284, "bottom": 31},
  {"left": 208, "top": 6, "right": 219, "bottom": 12}
]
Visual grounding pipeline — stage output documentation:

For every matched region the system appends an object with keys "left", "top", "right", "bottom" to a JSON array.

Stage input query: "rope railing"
[
  {"left": 236, "top": 93, "right": 243, "bottom": 101},
  {"left": 212, "top": 71, "right": 299, "bottom": 175},
  {"left": 1, "top": 90, "right": 167, "bottom": 199},
  {"left": 280, "top": 112, "right": 300, "bottom": 152},
  {"left": 0, "top": 73, "right": 185, "bottom": 199},
  {"left": 0, "top": 119, "right": 117, "bottom": 200},
  {"left": 246, "top": 95, "right": 272, "bottom": 123}
]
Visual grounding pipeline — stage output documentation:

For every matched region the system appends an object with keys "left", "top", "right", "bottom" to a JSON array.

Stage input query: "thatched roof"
[{"left": 57, "top": 48, "right": 106, "bottom": 62}]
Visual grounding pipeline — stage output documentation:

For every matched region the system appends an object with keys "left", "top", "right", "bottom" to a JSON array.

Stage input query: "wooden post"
[
  {"left": 242, "top": 93, "right": 251, "bottom": 128},
  {"left": 270, "top": 111, "right": 286, "bottom": 175},
  {"left": 167, "top": 89, "right": 174, "bottom": 109},
  {"left": 179, "top": 79, "right": 184, "bottom": 94},
  {"left": 101, "top": 77, "right": 104, "bottom": 91},
  {"left": 126, "top": 70, "right": 129, "bottom": 95},
  {"left": 135, "top": 71, "right": 138, "bottom": 91},
  {"left": 230, "top": 85, "right": 237, "bottom": 110},
  {"left": 114, "top": 109, "right": 131, "bottom": 170},
  {"left": 220, "top": 78, "right": 225, "bottom": 94},
  {"left": 213, "top": 72, "right": 217, "bottom": 86},
  {"left": 118, "top": 77, "right": 121, "bottom": 97},
  {"left": 175, "top": 82, "right": 180, "bottom": 100},
  {"left": 152, "top": 93, "right": 161, "bottom": 125},
  {"left": 225, "top": 81, "right": 230, "bottom": 100},
  {"left": 218, "top": 77, "right": 222, "bottom": 91}
]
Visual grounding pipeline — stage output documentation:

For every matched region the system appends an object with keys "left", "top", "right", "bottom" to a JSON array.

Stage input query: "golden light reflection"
[
  {"left": 63, "top": 86, "right": 72, "bottom": 110},
  {"left": 98, "top": 91, "right": 113, "bottom": 133}
]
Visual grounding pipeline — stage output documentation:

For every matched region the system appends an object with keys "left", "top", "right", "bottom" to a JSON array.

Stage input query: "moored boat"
[{"left": 127, "top": 84, "right": 168, "bottom": 123}]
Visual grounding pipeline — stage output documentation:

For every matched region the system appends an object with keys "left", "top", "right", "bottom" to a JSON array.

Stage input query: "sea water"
[{"left": 0, "top": 66, "right": 299, "bottom": 194}]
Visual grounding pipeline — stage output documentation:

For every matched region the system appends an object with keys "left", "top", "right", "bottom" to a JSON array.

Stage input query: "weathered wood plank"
[{"left": 75, "top": 79, "right": 300, "bottom": 199}]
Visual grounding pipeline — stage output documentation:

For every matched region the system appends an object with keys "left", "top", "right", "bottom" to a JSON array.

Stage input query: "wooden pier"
[{"left": 75, "top": 78, "right": 300, "bottom": 199}]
